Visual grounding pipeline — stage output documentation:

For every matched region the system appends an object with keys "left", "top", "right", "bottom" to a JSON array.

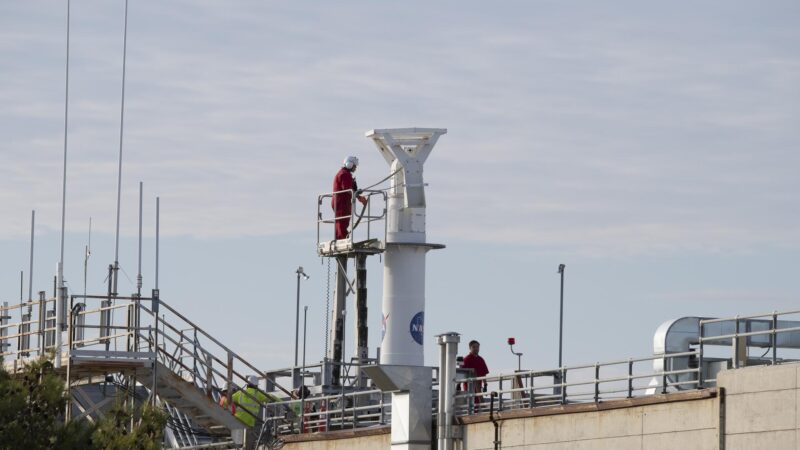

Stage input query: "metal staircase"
[{"left": 0, "top": 291, "right": 292, "bottom": 448}]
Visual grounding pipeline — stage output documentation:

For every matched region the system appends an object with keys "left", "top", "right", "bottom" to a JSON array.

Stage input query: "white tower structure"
[{"left": 367, "top": 128, "right": 446, "bottom": 366}]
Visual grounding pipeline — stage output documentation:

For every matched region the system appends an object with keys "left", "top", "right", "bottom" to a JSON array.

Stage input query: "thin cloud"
[{"left": 1, "top": 1, "right": 798, "bottom": 257}]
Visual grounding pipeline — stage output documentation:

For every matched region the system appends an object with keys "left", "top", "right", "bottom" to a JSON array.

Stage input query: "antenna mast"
[
  {"left": 84, "top": 218, "right": 91, "bottom": 302},
  {"left": 55, "top": 0, "right": 72, "bottom": 369},
  {"left": 28, "top": 210, "right": 35, "bottom": 304},
  {"left": 137, "top": 182, "right": 143, "bottom": 295},
  {"left": 155, "top": 197, "right": 160, "bottom": 290},
  {"left": 112, "top": 0, "right": 130, "bottom": 296}
]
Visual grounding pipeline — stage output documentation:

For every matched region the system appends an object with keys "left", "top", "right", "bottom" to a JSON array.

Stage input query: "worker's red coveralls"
[
  {"left": 462, "top": 353, "right": 489, "bottom": 404},
  {"left": 332, "top": 167, "right": 356, "bottom": 240}
]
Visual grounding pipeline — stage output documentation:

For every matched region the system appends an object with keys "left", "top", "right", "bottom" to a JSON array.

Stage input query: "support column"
[
  {"left": 355, "top": 254, "right": 368, "bottom": 363},
  {"left": 329, "top": 255, "right": 348, "bottom": 386},
  {"left": 437, "top": 332, "right": 460, "bottom": 450},
  {"left": 355, "top": 254, "right": 368, "bottom": 388},
  {"left": 362, "top": 365, "right": 433, "bottom": 450}
]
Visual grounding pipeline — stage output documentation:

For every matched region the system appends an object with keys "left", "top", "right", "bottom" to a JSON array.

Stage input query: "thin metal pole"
[
  {"left": 28, "top": 210, "right": 35, "bottom": 302},
  {"left": 84, "top": 218, "right": 91, "bottom": 304},
  {"left": 294, "top": 270, "right": 300, "bottom": 367},
  {"left": 112, "top": 0, "right": 130, "bottom": 296},
  {"left": 151, "top": 196, "right": 160, "bottom": 406},
  {"left": 137, "top": 182, "right": 143, "bottom": 295},
  {"left": 59, "top": 5, "right": 69, "bottom": 270},
  {"left": 300, "top": 305, "right": 308, "bottom": 431},
  {"left": 155, "top": 197, "right": 160, "bottom": 289},
  {"left": 55, "top": 0, "right": 71, "bottom": 370},
  {"left": 558, "top": 264, "right": 565, "bottom": 368},
  {"left": 302, "top": 306, "right": 308, "bottom": 379},
  {"left": 19, "top": 271, "right": 23, "bottom": 321}
]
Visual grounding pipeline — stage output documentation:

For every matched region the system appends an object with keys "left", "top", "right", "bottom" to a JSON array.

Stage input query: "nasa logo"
[{"left": 409, "top": 312, "right": 424, "bottom": 345}]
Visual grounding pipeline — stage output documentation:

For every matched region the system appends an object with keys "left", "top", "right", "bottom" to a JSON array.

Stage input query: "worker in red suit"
[
  {"left": 332, "top": 156, "right": 367, "bottom": 240},
  {"left": 462, "top": 340, "right": 490, "bottom": 407}
]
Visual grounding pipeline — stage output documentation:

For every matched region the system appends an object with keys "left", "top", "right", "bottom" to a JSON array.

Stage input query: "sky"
[{"left": 1, "top": 1, "right": 798, "bottom": 377}]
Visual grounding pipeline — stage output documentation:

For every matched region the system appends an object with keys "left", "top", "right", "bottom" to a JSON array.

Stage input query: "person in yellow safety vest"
[
  {"left": 233, "top": 375, "right": 278, "bottom": 427},
  {"left": 290, "top": 386, "right": 314, "bottom": 431}
]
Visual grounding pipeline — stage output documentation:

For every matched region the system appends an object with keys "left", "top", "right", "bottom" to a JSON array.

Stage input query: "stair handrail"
[{"left": 137, "top": 299, "right": 292, "bottom": 397}]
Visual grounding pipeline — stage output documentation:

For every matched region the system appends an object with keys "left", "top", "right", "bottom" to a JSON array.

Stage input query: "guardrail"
[
  {"left": 0, "top": 292, "right": 60, "bottom": 362},
  {"left": 262, "top": 388, "right": 391, "bottom": 435},
  {"left": 699, "top": 309, "right": 800, "bottom": 385},
  {"left": 4, "top": 297, "right": 799, "bottom": 433},
  {"left": 454, "top": 350, "right": 700, "bottom": 416},
  {"left": 1, "top": 292, "right": 292, "bottom": 429},
  {"left": 316, "top": 188, "right": 387, "bottom": 252}
]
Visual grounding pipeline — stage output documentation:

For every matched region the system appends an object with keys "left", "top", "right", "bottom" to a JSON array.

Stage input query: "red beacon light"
[{"left": 507, "top": 337, "right": 516, "bottom": 346}]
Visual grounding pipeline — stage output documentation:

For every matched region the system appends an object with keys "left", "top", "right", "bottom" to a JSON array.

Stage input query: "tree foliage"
[
  {"left": 0, "top": 357, "right": 167, "bottom": 450},
  {"left": 92, "top": 401, "right": 167, "bottom": 450}
]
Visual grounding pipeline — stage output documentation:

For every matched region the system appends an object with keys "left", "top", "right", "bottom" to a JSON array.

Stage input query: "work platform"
[
  {"left": 0, "top": 292, "right": 295, "bottom": 448},
  {"left": 317, "top": 238, "right": 385, "bottom": 257}
]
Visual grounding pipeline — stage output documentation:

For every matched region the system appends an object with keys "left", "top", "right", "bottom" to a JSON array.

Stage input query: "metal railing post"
[
  {"left": 325, "top": 398, "right": 332, "bottom": 431},
  {"left": 468, "top": 379, "right": 475, "bottom": 413},
  {"left": 698, "top": 320, "right": 705, "bottom": 388},
  {"left": 205, "top": 351, "right": 213, "bottom": 398},
  {"left": 498, "top": 377, "right": 504, "bottom": 411},
  {"left": 340, "top": 386, "right": 346, "bottom": 429},
  {"left": 38, "top": 292, "right": 46, "bottom": 355},
  {"left": 151, "top": 288, "right": 160, "bottom": 405},
  {"left": 226, "top": 351, "right": 234, "bottom": 401},
  {"left": 594, "top": 363, "right": 600, "bottom": 403},
  {"left": 0, "top": 302, "right": 8, "bottom": 357},
  {"left": 732, "top": 315, "right": 740, "bottom": 369},
  {"left": 529, "top": 373, "right": 535, "bottom": 408},
  {"left": 126, "top": 303, "right": 133, "bottom": 352},
  {"left": 192, "top": 329, "right": 199, "bottom": 386},
  {"left": 560, "top": 367, "right": 567, "bottom": 404},
  {"left": 627, "top": 358, "right": 634, "bottom": 398},
  {"left": 772, "top": 311, "right": 778, "bottom": 365},
  {"left": 352, "top": 392, "right": 357, "bottom": 429},
  {"left": 379, "top": 392, "right": 385, "bottom": 424}
]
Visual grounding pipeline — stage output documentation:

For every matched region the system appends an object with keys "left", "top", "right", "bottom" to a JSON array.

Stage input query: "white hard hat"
[
  {"left": 343, "top": 156, "right": 359, "bottom": 170},
  {"left": 247, "top": 375, "right": 259, "bottom": 386}
]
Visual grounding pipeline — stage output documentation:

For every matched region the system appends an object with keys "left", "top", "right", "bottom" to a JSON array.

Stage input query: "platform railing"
[
  {"left": 699, "top": 309, "right": 800, "bottom": 386},
  {"left": 0, "top": 292, "right": 60, "bottom": 363},
  {"left": 316, "top": 188, "right": 387, "bottom": 253},
  {"left": 261, "top": 388, "right": 391, "bottom": 435},
  {"left": 1, "top": 292, "right": 292, "bottom": 429},
  {"left": 454, "top": 350, "right": 701, "bottom": 416}
]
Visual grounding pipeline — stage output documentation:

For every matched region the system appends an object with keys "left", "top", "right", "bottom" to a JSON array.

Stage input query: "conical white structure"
[{"left": 367, "top": 128, "right": 446, "bottom": 366}]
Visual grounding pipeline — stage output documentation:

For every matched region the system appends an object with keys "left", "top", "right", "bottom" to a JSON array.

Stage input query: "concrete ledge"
[
  {"left": 457, "top": 388, "right": 717, "bottom": 425},
  {"left": 281, "top": 425, "right": 390, "bottom": 443}
]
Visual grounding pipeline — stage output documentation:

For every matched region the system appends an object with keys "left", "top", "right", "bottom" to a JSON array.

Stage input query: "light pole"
[
  {"left": 557, "top": 264, "right": 565, "bottom": 368},
  {"left": 294, "top": 266, "right": 309, "bottom": 387}
]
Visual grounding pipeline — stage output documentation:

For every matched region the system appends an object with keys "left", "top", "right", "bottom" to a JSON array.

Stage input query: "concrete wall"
[
  {"left": 461, "top": 394, "right": 719, "bottom": 450},
  {"left": 282, "top": 427, "right": 390, "bottom": 450},
  {"left": 281, "top": 363, "right": 800, "bottom": 450},
  {"left": 718, "top": 363, "right": 799, "bottom": 450},
  {"left": 461, "top": 362, "right": 800, "bottom": 450}
]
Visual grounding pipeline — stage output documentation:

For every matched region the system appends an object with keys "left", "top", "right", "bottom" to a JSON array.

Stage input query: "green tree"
[
  {"left": 0, "top": 357, "right": 167, "bottom": 450},
  {"left": 0, "top": 356, "right": 88, "bottom": 449},
  {"left": 92, "top": 400, "right": 167, "bottom": 450}
]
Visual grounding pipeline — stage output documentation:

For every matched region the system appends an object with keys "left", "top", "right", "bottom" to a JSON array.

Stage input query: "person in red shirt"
[
  {"left": 332, "top": 156, "right": 367, "bottom": 240},
  {"left": 462, "top": 340, "right": 489, "bottom": 406}
]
